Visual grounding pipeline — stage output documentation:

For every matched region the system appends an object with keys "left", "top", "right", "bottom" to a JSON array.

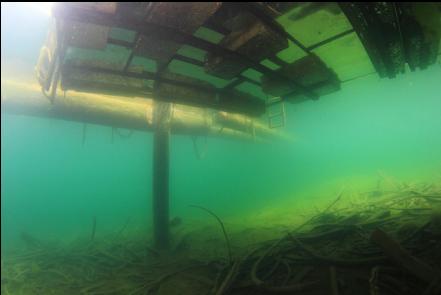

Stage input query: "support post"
[{"left": 152, "top": 100, "right": 171, "bottom": 249}]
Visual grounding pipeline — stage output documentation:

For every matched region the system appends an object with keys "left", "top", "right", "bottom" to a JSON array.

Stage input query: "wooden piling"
[{"left": 152, "top": 101, "right": 171, "bottom": 249}]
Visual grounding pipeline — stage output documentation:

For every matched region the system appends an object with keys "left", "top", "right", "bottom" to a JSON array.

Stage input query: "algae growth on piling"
[{"left": 2, "top": 2, "right": 441, "bottom": 295}]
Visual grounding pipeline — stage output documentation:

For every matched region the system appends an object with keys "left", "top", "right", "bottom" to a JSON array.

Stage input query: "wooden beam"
[
  {"left": 243, "top": 2, "right": 312, "bottom": 55},
  {"left": 307, "top": 29, "right": 355, "bottom": 51},
  {"left": 338, "top": 2, "right": 404, "bottom": 78},
  {"left": 62, "top": 65, "right": 266, "bottom": 116},
  {"left": 104, "top": 42, "right": 263, "bottom": 89},
  {"left": 52, "top": 4, "right": 318, "bottom": 100}
]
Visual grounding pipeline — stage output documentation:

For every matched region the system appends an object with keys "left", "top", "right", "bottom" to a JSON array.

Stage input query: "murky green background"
[{"left": 2, "top": 3, "right": 441, "bottom": 252}]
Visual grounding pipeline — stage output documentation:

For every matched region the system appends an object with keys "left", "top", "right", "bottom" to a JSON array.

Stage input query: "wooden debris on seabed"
[
  {"left": 329, "top": 266, "right": 339, "bottom": 295},
  {"left": 371, "top": 228, "right": 440, "bottom": 283},
  {"left": 261, "top": 54, "right": 340, "bottom": 102},
  {"left": 205, "top": 9, "right": 288, "bottom": 79},
  {"left": 90, "top": 216, "right": 97, "bottom": 241},
  {"left": 2, "top": 179, "right": 441, "bottom": 295}
]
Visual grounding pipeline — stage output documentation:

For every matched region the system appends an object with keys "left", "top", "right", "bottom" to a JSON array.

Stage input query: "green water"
[{"left": 2, "top": 3, "right": 441, "bottom": 254}]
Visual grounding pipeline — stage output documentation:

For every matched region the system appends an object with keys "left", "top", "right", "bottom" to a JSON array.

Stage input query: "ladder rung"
[
  {"left": 266, "top": 96, "right": 282, "bottom": 105},
  {"left": 268, "top": 104, "right": 285, "bottom": 128}
]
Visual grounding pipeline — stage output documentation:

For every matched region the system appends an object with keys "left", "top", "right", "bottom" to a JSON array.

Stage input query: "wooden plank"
[
  {"left": 62, "top": 64, "right": 265, "bottom": 116},
  {"left": 262, "top": 54, "right": 340, "bottom": 100},
  {"left": 244, "top": 2, "right": 312, "bottom": 55},
  {"left": 205, "top": 10, "right": 288, "bottom": 79}
]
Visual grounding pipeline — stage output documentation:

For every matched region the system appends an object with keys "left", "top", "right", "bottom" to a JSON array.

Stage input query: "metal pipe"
[{"left": 1, "top": 80, "right": 291, "bottom": 142}]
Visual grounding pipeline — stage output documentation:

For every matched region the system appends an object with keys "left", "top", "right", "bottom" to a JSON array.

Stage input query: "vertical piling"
[{"left": 152, "top": 101, "right": 171, "bottom": 249}]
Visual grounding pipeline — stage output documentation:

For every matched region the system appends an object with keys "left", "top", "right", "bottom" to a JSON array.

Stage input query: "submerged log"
[
  {"left": 1, "top": 79, "right": 291, "bottom": 142},
  {"left": 370, "top": 228, "right": 439, "bottom": 283}
]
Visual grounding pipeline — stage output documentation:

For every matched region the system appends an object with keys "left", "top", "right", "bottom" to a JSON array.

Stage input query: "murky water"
[{"left": 2, "top": 3, "right": 441, "bottom": 295}]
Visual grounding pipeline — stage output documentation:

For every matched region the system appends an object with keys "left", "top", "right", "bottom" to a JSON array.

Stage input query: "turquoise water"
[
  {"left": 2, "top": 2, "right": 441, "bottom": 253},
  {"left": 3, "top": 66, "right": 441, "bottom": 249}
]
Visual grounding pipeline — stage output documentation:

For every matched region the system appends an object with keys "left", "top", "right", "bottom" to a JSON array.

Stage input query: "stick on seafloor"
[
  {"left": 370, "top": 228, "right": 440, "bottom": 283},
  {"left": 189, "top": 205, "right": 233, "bottom": 265},
  {"left": 91, "top": 216, "right": 97, "bottom": 241}
]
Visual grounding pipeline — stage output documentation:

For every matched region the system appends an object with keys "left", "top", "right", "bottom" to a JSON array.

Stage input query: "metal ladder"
[{"left": 266, "top": 96, "right": 286, "bottom": 129}]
